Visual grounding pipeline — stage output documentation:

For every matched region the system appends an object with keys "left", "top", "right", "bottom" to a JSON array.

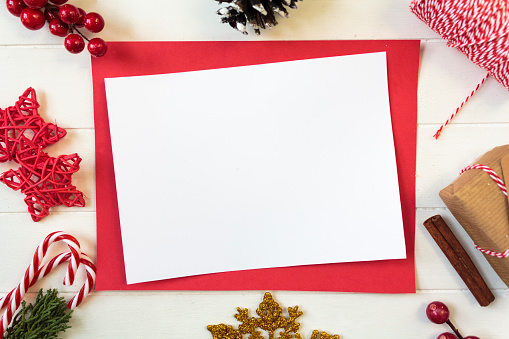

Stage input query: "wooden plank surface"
[{"left": 1, "top": 1, "right": 508, "bottom": 338}]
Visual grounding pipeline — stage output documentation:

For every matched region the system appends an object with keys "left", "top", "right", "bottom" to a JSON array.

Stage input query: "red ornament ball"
[
  {"left": 20, "top": 7, "right": 45, "bottom": 30},
  {"left": 437, "top": 333, "right": 457, "bottom": 339},
  {"left": 49, "top": 0, "right": 67, "bottom": 4},
  {"left": 84, "top": 12, "right": 104, "bottom": 33},
  {"left": 64, "top": 33, "right": 85, "bottom": 54},
  {"left": 87, "top": 37, "right": 107, "bottom": 57},
  {"left": 6, "top": 0, "right": 27, "bottom": 16}
]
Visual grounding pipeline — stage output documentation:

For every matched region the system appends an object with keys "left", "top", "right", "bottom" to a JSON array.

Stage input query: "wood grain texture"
[
  {"left": 1, "top": 0, "right": 509, "bottom": 337},
  {"left": 0, "top": 1, "right": 438, "bottom": 43}
]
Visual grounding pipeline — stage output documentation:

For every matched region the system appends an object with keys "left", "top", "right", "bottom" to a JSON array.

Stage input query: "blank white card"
[{"left": 105, "top": 52, "right": 406, "bottom": 284}]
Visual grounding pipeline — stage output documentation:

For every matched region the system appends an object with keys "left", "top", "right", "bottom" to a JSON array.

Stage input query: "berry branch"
[
  {"left": 6, "top": 0, "right": 107, "bottom": 57},
  {"left": 426, "top": 301, "right": 480, "bottom": 339}
]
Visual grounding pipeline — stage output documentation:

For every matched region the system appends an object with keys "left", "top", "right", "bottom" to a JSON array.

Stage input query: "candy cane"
[
  {"left": 67, "top": 253, "right": 96, "bottom": 310},
  {"left": 0, "top": 232, "right": 96, "bottom": 335},
  {"left": 0, "top": 252, "right": 96, "bottom": 310}
]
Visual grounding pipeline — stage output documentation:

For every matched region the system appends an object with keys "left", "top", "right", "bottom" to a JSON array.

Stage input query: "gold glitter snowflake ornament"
[{"left": 207, "top": 292, "right": 340, "bottom": 339}]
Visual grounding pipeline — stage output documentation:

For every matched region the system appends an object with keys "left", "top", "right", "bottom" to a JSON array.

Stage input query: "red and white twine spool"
[
  {"left": 410, "top": 0, "right": 509, "bottom": 138},
  {"left": 460, "top": 164, "right": 509, "bottom": 258},
  {"left": 0, "top": 231, "right": 96, "bottom": 335}
]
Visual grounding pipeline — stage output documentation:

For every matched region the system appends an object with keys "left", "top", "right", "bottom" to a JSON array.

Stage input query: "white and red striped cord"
[
  {"left": 433, "top": 74, "right": 489, "bottom": 139},
  {"left": 410, "top": 0, "right": 509, "bottom": 138},
  {"left": 0, "top": 231, "right": 96, "bottom": 336},
  {"left": 460, "top": 164, "right": 509, "bottom": 258}
]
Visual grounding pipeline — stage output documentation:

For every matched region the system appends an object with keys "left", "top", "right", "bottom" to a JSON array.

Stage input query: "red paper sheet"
[{"left": 91, "top": 41, "right": 419, "bottom": 292}]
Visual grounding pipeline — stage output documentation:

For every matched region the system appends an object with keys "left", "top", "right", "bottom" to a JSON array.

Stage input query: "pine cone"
[{"left": 216, "top": 0, "right": 303, "bottom": 35}]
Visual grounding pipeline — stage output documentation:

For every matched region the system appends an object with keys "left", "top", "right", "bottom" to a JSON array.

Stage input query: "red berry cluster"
[
  {"left": 5, "top": 0, "right": 107, "bottom": 57},
  {"left": 426, "top": 301, "right": 480, "bottom": 339}
]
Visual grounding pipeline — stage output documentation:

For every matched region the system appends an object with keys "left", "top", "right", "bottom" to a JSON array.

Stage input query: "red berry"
[
  {"left": 48, "top": 0, "right": 67, "bottom": 4},
  {"left": 437, "top": 333, "right": 457, "bottom": 339},
  {"left": 64, "top": 33, "right": 85, "bottom": 54},
  {"left": 20, "top": 7, "right": 45, "bottom": 30},
  {"left": 58, "top": 3, "right": 79, "bottom": 24},
  {"left": 87, "top": 37, "right": 107, "bottom": 57},
  {"left": 426, "top": 301, "right": 450, "bottom": 324},
  {"left": 84, "top": 12, "right": 104, "bottom": 33},
  {"left": 23, "top": 0, "right": 47, "bottom": 9},
  {"left": 6, "top": 0, "right": 26, "bottom": 16},
  {"left": 75, "top": 7, "right": 86, "bottom": 27},
  {"left": 44, "top": 7, "right": 58, "bottom": 22},
  {"left": 48, "top": 18, "right": 68, "bottom": 37}
]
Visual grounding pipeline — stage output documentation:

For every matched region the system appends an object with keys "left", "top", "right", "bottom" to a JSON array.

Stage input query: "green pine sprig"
[{"left": 4, "top": 289, "right": 73, "bottom": 339}]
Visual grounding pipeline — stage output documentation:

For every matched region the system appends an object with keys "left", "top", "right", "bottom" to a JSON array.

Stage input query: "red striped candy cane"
[
  {"left": 67, "top": 253, "right": 96, "bottom": 310},
  {"left": 0, "top": 252, "right": 96, "bottom": 311},
  {"left": 0, "top": 232, "right": 96, "bottom": 335},
  {"left": 460, "top": 164, "right": 509, "bottom": 257}
]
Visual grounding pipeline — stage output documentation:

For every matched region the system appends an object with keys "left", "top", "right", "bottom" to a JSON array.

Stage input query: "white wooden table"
[{"left": 1, "top": 1, "right": 509, "bottom": 338}]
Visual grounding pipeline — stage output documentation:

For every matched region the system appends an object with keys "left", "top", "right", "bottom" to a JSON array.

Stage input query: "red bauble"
[
  {"left": 64, "top": 33, "right": 85, "bottom": 54},
  {"left": 20, "top": 7, "right": 45, "bottom": 30},
  {"left": 49, "top": 0, "right": 67, "bottom": 4}
]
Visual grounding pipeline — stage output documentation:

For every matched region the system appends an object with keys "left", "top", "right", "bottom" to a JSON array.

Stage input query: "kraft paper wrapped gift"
[{"left": 440, "top": 145, "right": 509, "bottom": 287}]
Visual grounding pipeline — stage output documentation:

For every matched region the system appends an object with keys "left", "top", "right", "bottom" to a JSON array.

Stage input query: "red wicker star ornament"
[
  {"left": 0, "top": 88, "right": 66, "bottom": 162},
  {"left": 0, "top": 88, "right": 85, "bottom": 221}
]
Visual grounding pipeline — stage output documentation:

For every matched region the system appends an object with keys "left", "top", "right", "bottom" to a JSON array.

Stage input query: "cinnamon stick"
[{"left": 423, "top": 215, "right": 494, "bottom": 307}]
